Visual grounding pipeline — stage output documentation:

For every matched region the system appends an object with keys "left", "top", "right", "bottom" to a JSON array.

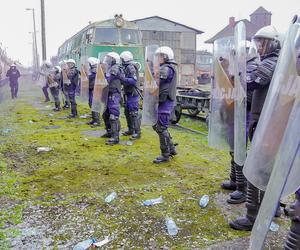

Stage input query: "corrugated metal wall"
[{"left": 140, "top": 30, "right": 196, "bottom": 85}]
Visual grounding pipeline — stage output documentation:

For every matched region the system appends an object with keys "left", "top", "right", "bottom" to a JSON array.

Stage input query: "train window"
[
  {"left": 94, "top": 28, "right": 119, "bottom": 45},
  {"left": 120, "top": 29, "right": 141, "bottom": 45}
]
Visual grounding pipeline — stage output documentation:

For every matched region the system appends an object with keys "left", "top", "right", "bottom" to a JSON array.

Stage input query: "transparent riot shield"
[
  {"left": 61, "top": 62, "right": 71, "bottom": 85},
  {"left": 80, "top": 56, "right": 89, "bottom": 102},
  {"left": 208, "top": 36, "right": 235, "bottom": 151},
  {"left": 248, "top": 16, "right": 300, "bottom": 250},
  {"left": 234, "top": 21, "right": 247, "bottom": 165},
  {"left": 91, "top": 52, "right": 109, "bottom": 115},
  {"left": 243, "top": 17, "right": 300, "bottom": 192},
  {"left": 141, "top": 45, "right": 160, "bottom": 126}
]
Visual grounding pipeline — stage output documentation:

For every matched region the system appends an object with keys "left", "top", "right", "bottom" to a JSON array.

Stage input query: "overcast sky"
[{"left": 1, "top": 0, "right": 299, "bottom": 66}]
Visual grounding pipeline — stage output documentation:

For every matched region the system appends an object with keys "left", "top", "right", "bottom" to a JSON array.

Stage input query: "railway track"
[{"left": 171, "top": 123, "right": 208, "bottom": 136}]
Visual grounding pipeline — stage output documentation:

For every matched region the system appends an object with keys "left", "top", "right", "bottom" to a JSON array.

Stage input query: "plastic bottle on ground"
[
  {"left": 165, "top": 217, "right": 178, "bottom": 236},
  {"left": 105, "top": 192, "right": 117, "bottom": 203}
]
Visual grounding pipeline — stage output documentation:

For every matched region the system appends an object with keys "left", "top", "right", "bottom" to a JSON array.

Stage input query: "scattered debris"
[
  {"left": 142, "top": 197, "right": 163, "bottom": 206},
  {"left": 93, "top": 236, "right": 112, "bottom": 247},
  {"left": 43, "top": 125, "right": 61, "bottom": 129},
  {"left": 126, "top": 141, "right": 133, "bottom": 146},
  {"left": 57, "top": 116, "right": 68, "bottom": 120},
  {"left": 165, "top": 217, "right": 178, "bottom": 236},
  {"left": 37, "top": 147, "right": 53, "bottom": 153},
  {"left": 199, "top": 195, "right": 209, "bottom": 208},
  {"left": 48, "top": 113, "right": 54, "bottom": 117},
  {"left": 105, "top": 192, "right": 117, "bottom": 203},
  {"left": 1, "top": 128, "right": 13, "bottom": 134},
  {"left": 73, "top": 238, "right": 96, "bottom": 250},
  {"left": 79, "top": 114, "right": 90, "bottom": 119},
  {"left": 28, "top": 120, "right": 34, "bottom": 124},
  {"left": 269, "top": 221, "right": 279, "bottom": 232}
]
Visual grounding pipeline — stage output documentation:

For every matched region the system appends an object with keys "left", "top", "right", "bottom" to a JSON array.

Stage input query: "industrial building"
[{"left": 133, "top": 16, "right": 203, "bottom": 86}]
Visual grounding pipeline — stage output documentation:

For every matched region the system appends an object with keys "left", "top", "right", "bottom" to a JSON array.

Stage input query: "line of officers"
[
  {"left": 40, "top": 46, "right": 177, "bottom": 164},
  {"left": 216, "top": 21, "right": 300, "bottom": 248}
]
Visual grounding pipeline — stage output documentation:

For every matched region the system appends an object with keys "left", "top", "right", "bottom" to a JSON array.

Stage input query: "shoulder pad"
[
  {"left": 109, "top": 65, "right": 120, "bottom": 76},
  {"left": 253, "top": 56, "right": 278, "bottom": 85},
  {"left": 160, "top": 65, "right": 170, "bottom": 80},
  {"left": 126, "top": 64, "right": 137, "bottom": 78}
]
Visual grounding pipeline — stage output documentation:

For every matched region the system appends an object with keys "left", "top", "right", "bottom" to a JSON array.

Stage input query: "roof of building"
[
  {"left": 197, "top": 50, "right": 212, "bottom": 56},
  {"left": 205, "top": 19, "right": 259, "bottom": 44},
  {"left": 132, "top": 16, "right": 204, "bottom": 34},
  {"left": 250, "top": 6, "right": 272, "bottom": 16}
]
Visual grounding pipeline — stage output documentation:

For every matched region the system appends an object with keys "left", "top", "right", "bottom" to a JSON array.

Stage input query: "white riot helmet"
[
  {"left": 54, "top": 66, "right": 61, "bottom": 72},
  {"left": 104, "top": 52, "right": 121, "bottom": 66},
  {"left": 66, "top": 58, "right": 76, "bottom": 67},
  {"left": 11, "top": 63, "right": 16, "bottom": 68},
  {"left": 252, "top": 25, "right": 281, "bottom": 56},
  {"left": 155, "top": 46, "right": 174, "bottom": 62},
  {"left": 58, "top": 60, "right": 66, "bottom": 66},
  {"left": 43, "top": 60, "right": 52, "bottom": 68},
  {"left": 120, "top": 51, "right": 133, "bottom": 64},
  {"left": 87, "top": 57, "right": 99, "bottom": 67}
]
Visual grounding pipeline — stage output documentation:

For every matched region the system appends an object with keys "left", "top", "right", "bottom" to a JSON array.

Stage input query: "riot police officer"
[
  {"left": 229, "top": 25, "right": 282, "bottom": 231},
  {"left": 152, "top": 46, "right": 177, "bottom": 164},
  {"left": 63, "top": 59, "right": 79, "bottom": 118},
  {"left": 49, "top": 66, "right": 61, "bottom": 111},
  {"left": 102, "top": 52, "right": 122, "bottom": 145},
  {"left": 6, "top": 63, "right": 20, "bottom": 99},
  {"left": 120, "top": 51, "right": 141, "bottom": 139},
  {"left": 87, "top": 57, "right": 100, "bottom": 127},
  {"left": 223, "top": 50, "right": 258, "bottom": 204},
  {"left": 41, "top": 61, "right": 51, "bottom": 102}
]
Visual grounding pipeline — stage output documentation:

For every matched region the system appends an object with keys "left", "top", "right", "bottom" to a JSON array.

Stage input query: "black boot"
[
  {"left": 68, "top": 108, "right": 77, "bottom": 118},
  {"left": 122, "top": 108, "right": 133, "bottom": 136},
  {"left": 221, "top": 152, "right": 237, "bottom": 191},
  {"left": 63, "top": 101, "right": 70, "bottom": 109},
  {"left": 131, "top": 111, "right": 141, "bottom": 140},
  {"left": 229, "top": 182, "right": 259, "bottom": 231},
  {"left": 153, "top": 128, "right": 170, "bottom": 164},
  {"left": 11, "top": 88, "right": 14, "bottom": 99},
  {"left": 101, "top": 129, "right": 112, "bottom": 138},
  {"left": 90, "top": 111, "right": 100, "bottom": 127},
  {"left": 102, "top": 111, "right": 111, "bottom": 138},
  {"left": 68, "top": 102, "right": 78, "bottom": 118},
  {"left": 53, "top": 102, "right": 61, "bottom": 112},
  {"left": 106, "top": 116, "right": 120, "bottom": 145},
  {"left": 259, "top": 190, "right": 281, "bottom": 217},
  {"left": 227, "top": 164, "right": 246, "bottom": 204},
  {"left": 284, "top": 193, "right": 300, "bottom": 250},
  {"left": 285, "top": 200, "right": 299, "bottom": 217},
  {"left": 168, "top": 132, "right": 177, "bottom": 156}
]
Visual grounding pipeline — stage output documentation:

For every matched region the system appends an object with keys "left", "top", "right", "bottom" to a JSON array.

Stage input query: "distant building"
[
  {"left": 205, "top": 6, "right": 272, "bottom": 44},
  {"left": 196, "top": 50, "right": 212, "bottom": 84},
  {"left": 132, "top": 16, "right": 203, "bottom": 86}
]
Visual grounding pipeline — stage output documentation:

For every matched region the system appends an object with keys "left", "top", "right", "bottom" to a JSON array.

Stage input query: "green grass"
[{"left": 0, "top": 77, "right": 250, "bottom": 248}]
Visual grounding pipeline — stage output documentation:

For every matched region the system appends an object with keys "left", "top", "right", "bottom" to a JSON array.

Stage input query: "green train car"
[{"left": 57, "top": 14, "right": 144, "bottom": 78}]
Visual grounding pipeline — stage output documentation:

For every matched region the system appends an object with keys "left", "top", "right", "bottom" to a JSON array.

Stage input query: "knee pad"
[
  {"left": 109, "top": 114, "right": 119, "bottom": 121},
  {"left": 129, "top": 110, "right": 139, "bottom": 118},
  {"left": 152, "top": 122, "right": 167, "bottom": 133}
]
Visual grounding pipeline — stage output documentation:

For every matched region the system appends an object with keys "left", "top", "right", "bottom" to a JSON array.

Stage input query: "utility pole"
[
  {"left": 26, "top": 8, "right": 39, "bottom": 71},
  {"left": 41, "top": 0, "right": 47, "bottom": 61}
]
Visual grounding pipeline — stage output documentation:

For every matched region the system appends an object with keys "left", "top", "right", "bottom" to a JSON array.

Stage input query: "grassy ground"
[{"left": 0, "top": 76, "right": 290, "bottom": 249}]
